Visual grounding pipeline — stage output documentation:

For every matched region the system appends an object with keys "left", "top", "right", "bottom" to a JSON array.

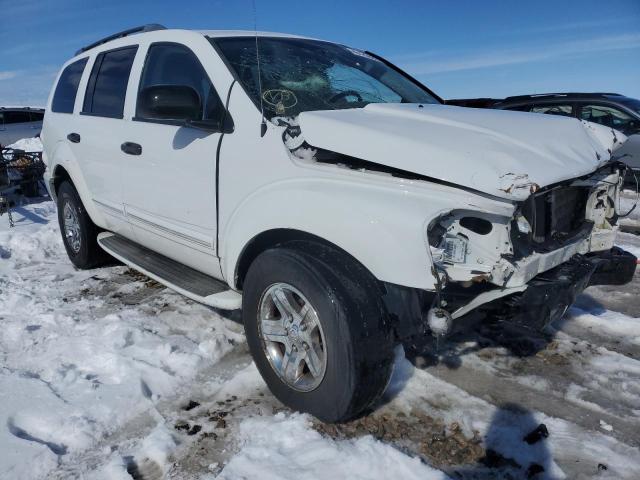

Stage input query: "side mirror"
[{"left": 138, "top": 85, "right": 202, "bottom": 122}]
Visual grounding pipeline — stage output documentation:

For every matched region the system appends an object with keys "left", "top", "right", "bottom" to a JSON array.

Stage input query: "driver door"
[{"left": 122, "top": 42, "right": 228, "bottom": 277}]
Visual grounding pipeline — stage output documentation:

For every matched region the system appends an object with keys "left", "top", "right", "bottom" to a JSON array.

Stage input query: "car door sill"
[{"left": 97, "top": 232, "right": 241, "bottom": 310}]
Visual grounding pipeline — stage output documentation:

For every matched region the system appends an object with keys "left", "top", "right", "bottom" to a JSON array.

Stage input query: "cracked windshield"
[{"left": 213, "top": 36, "right": 439, "bottom": 118}]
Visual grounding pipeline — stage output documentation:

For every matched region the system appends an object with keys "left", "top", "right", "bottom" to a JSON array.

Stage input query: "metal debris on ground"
[
  {"left": 1, "top": 147, "right": 46, "bottom": 227},
  {"left": 1, "top": 147, "right": 45, "bottom": 196}
]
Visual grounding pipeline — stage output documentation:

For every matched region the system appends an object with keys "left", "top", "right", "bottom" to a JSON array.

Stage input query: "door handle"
[
  {"left": 121, "top": 142, "right": 142, "bottom": 156},
  {"left": 67, "top": 132, "right": 81, "bottom": 143}
]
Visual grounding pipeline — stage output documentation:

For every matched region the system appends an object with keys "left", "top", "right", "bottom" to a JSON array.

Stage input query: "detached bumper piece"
[
  {"left": 587, "top": 246, "right": 637, "bottom": 286},
  {"left": 481, "top": 247, "right": 637, "bottom": 331}
]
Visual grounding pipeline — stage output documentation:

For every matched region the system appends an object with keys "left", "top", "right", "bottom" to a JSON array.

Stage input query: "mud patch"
[
  {"left": 122, "top": 268, "right": 163, "bottom": 289},
  {"left": 313, "top": 409, "right": 485, "bottom": 470}
]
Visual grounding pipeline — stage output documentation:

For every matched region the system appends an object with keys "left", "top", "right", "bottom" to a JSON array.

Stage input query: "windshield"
[
  {"left": 621, "top": 98, "right": 640, "bottom": 116},
  {"left": 211, "top": 36, "right": 439, "bottom": 119}
]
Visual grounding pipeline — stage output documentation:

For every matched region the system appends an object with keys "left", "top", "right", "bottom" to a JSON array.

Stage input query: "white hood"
[{"left": 298, "top": 103, "right": 622, "bottom": 201}]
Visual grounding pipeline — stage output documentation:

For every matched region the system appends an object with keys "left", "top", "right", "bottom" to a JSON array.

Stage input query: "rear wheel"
[
  {"left": 242, "top": 243, "right": 395, "bottom": 423},
  {"left": 57, "top": 180, "right": 110, "bottom": 269}
]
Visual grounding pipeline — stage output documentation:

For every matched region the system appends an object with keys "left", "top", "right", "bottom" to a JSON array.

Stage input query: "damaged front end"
[
  {"left": 277, "top": 114, "right": 636, "bottom": 338},
  {"left": 426, "top": 164, "right": 637, "bottom": 333}
]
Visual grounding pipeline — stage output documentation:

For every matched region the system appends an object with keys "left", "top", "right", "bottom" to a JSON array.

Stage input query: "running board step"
[{"left": 97, "top": 232, "right": 241, "bottom": 310}]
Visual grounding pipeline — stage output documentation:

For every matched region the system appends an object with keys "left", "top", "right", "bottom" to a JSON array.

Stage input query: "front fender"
[{"left": 221, "top": 175, "right": 514, "bottom": 290}]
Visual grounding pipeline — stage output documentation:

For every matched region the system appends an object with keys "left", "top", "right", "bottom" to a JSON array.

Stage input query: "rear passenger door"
[
  {"left": 75, "top": 46, "right": 138, "bottom": 236},
  {"left": 121, "top": 42, "right": 228, "bottom": 277}
]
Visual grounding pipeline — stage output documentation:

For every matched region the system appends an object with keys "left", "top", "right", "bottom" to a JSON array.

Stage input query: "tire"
[
  {"left": 242, "top": 242, "right": 395, "bottom": 423},
  {"left": 57, "top": 180, "right": 109, "bottom": 269}
]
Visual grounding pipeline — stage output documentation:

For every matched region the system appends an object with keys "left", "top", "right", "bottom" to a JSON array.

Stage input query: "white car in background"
[
  {"left": 41, "top": 25, "right": 637, "bottom": 423},
  {"left": 0, "top": 107, "right": 44, "bottom": 147}
]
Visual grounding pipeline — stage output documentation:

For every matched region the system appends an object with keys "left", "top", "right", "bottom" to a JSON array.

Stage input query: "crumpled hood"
[{"left": 298, "top": 103, "right": 622, "bottom": 201}]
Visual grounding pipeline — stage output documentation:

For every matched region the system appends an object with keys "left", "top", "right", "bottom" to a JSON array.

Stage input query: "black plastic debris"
[
  {"left": 523, "top": 423, "right": 549, "bottom": 444},
  {"left": 174, "top": 420, "right": 189, "bottom": 431},
  {"left": 187, "top": 424, "right": 202, "bottom": 435},
  {"left": 598, "top": 463, "right": 608, "bottom": 471},
  {"left": 480, "top": 449, "right": 521, "bottom": 469},
  {"left": 183, "top": 400, "right": 200, "bottom": 411},
  {"left": 526, "top": 463, "right": 545, "bottom": 478}
]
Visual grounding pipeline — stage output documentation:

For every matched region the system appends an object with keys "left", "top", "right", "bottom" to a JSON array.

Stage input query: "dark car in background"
[
  {"left": 448, "top": 93, "right": 640, "bottom": 186},
  {"left": 0, "top": 107, "right": 44, "bottom": 147}
]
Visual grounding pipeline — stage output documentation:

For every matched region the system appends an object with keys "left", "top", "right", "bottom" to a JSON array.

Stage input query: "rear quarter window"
[
  {"left": 51, "top": 58, "right": 89, "bottom": 113},
  {"left": 83, "top": 46, "right": 138, "bottom": 118}
]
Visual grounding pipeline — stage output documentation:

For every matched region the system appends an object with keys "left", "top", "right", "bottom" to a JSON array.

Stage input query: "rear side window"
[
  {"left": 83, "top": 46, "right": 138, "bottom": 118},
  {"left": 51, "top": 58, "right": 88, "bottom": 113}
]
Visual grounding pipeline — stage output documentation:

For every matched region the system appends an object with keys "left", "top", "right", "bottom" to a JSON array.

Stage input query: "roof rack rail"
[
  {"left": 503, "top": 92, "right": 623, "bottom": 101},
  {"left": 75, "top": 24, "right": 166, "bottom": 55}
]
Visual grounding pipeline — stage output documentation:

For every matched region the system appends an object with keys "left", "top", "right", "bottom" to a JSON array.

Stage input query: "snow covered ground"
[
  {"left": 1, "top": 199, "right": 639, "bottom": 479},
  {"left": 4, "top": 137, "right": 43, "bottom": 153}
]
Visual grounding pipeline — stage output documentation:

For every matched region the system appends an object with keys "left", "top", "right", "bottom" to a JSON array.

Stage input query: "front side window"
[
  {"left": 136, "top": 43, "right": 224, "bottom": 123},
  {"left": 530, "top": 104, "right": 573, "bottom": 117},
  {"left": 83, "top": 46, "right": 138, "bottom": 118},
  {"left": 52, "top": 58, "right": 88, "bottom": 113},
  {"left": 212, "top": 36, "right": 439, "bottom": 119},
  {"left": 580, "top": 104, "right": 640, "bottom": 136}
]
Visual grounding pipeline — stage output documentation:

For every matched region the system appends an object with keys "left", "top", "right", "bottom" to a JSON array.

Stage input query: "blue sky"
[{"left": 1, "top": 0, "right": 639, "bottom": 106}]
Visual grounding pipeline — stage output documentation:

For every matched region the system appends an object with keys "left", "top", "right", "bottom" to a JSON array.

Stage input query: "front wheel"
[{"left": 242, "top": 243, "right": 395, "bottom": 423}]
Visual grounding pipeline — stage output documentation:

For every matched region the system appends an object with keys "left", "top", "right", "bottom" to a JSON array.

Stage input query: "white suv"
[{"left": 41, "top": 25, "right": 636, "bottom": 422}]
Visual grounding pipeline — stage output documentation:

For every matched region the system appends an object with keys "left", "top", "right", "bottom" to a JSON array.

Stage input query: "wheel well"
[
  {"left": 52, "top": 164, "right": 72, "bottom": 195},
  {"left": 235, "top": 229, "right": 373, "bottom": 290}
]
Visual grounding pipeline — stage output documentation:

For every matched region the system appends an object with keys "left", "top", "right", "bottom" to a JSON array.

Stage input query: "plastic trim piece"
[{"left": 97, "top": 232, "right": 241, "bottom": 309}]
